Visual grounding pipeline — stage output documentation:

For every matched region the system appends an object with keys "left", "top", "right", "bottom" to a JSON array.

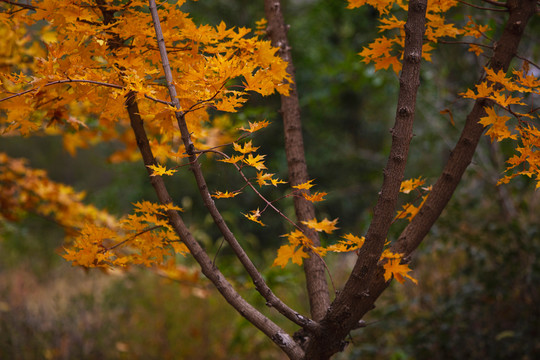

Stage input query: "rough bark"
[
  {"left": 150, "top": 0, "right": 317, "bottom": 334},
  {"left": 263, "top": 0, "right": 330, "bottom": 323},
  {"left": 305, "top": 1, "right": 537, "bottom": 358},
  {"left": 118, "top": 0, "right": 537, "bottom": 359},
  {"left": 126, "top": 91, "right": 303, "bottom": 359},
  {"left": 300, "top": 1, "right": 428, "bottom": 358}
]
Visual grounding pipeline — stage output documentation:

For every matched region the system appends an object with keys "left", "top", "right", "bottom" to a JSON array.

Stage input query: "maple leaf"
[
  {"left": 219, "top": 155, "right": 244, "bottom": 164},
  {"left": 301, "top": 218, "right": 339, "bottom": 234},
  {"left": 373, "top": 55, "right": 402, "bottom": 74},
  {"left": 468, "top": 44, "right": 484, "bottom": 56},
  {"left": 254, "top": 18, "right": 268, "bottom": 36},
  {"left": 302, "top": 191, "right": 327, "bottom": 202},
  {"left": 233, "top": 140, "right": 259, "bottom": 154},
  {"left": 488, "top": 92, "right": 524, "bottom": 108},
  {"left": 272, "top": 244, "right": 310, "bottom": 268},
  {"left": 383, "top": 259, "right": 418, "bottom": 284},
  {"left": 242, "top": 208, "right": 265, "bottom": 226},
  {"left": 242, "top": 153, "right": 267, "bottom": 170},
  {"left": 325, "top": 233, "right": 365, "bottom": 253},
  {"left": 147, "top": 163, "right": 178, "bottom": 176},
  {"left": 292, "top": 179, "right": 315, "bottom": 190},
  {"left": 395, "top": 195, "right": 428, "bottom": 221},
  {"left": 460, "top": 81, "right": 493, "bottom": 100},
  {"left": 400, "top": 177, "right": 425, "bottom": 194},
  {"left": 281, "top": 229, "right": 312, "bottom": 247},
  {"left": 212, "top": 190, "right": 241, "bottom": 199},
  {"left": 347, "top": 0, "right": 396, "bottom": 14},
  {"left": 256, "top": 171, "right": 273, "bottom": 186},
  {"left": 359, "top": 36, "right": 395, "bottom": 61},
  {"left": 238, "top": 120, "right": 270, "bottom": 133},
  {"left": 160, "top": 203, "right": 184, "bottom": 212},
  {"left": 479, "top": 106, "right": 516, "bottom": 142}
]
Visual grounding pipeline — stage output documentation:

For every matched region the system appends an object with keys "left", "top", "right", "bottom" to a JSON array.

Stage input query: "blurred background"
[{"left": 1, "top": 0, "right": 539, "bottom": 359}]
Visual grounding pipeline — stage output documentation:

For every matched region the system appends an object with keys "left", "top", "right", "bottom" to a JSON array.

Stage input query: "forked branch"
[{"left": 147, "top": 0, "right": 317, "bottom": 340}]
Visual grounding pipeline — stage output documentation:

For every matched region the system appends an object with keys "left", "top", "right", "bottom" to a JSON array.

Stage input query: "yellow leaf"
[
  {"left": 219, "top": 155, "right": 244, "bottom": 164},
  {"left": 281, "top": 229, "right": 312, "bottom": 247},
  {"left": 238, "top": 120, "right": 270, "bottom": 133},
  {"left": 292, "top": 179, "right": 315, "bottom": 190},
  {"left": 233, "top": 140, "right": 259, "bottom": 154},
  {"left": 400, "top": 177, "right": 425, "bottom": 194},
  {"left": 272, "top": 244, "right": 310, "bottom": 268},
  {"left": 212, "top": 190, "right": 241, "bottom": 199},
  {"left": 468, "top": 44, "right": 484, "bottom": 56},
  {"left": 242, "top": 153, "right": 267, "bottom": 170},
  {"left": 383, "top": 258, "right": 418, "bottom": 284},
  {"left": 147, "top": 163, "right": 178, "bottom": 176},
  {"left": 301, "top": 218, "right": 339, "bottom": 234},
  {"left": 302, "top": 191, "right": 327, "bottom": 202},
  {"left": 242, "top": 208, "right": 265, "bottom": 226},
  {"left": 325, "top": 233, "right": 365, "bottom": 253},
  {"left": 479, "top": 106, "right": 516, "bottom": 142}
]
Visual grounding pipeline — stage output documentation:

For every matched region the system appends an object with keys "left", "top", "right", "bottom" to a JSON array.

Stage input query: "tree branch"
[
  {"left": 323, "top": 0, "right": 537, "bottom": 354},
  {"left": 147, "top": 0, "right": 316, "bottom": 346},
  {"left": 0, "top": 78, "right": 171, "bottom": 105},
  {"left": 127, "top": 87, "right": 303, "bottom": 359},
  {"left": 0, "top": 0, "right": 39, "bottom": 10},
  {"left": 304, "top": 1, "right": 428, "bottom": 358},
  {"left": 263, "top": 0, "right": 330, "bottom": 323}
]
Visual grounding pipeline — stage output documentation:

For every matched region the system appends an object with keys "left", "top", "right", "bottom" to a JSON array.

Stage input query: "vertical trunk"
[
  {"left": 304, "top": 1, "right": 429, "bottom": 357},
  {"left": 263, "top": 0, "right": 330, "bottom": 322},
  {"left": 303, "top": 1, "right": 536, "bottom": 358}
]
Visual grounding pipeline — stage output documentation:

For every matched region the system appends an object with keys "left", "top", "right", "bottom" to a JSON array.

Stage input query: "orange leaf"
[
  {"left": 301, "top": 218, "right": 339, "bottom": 234},
  {"left": 383, "top": 258, "right": 418, "bottom": 284}
]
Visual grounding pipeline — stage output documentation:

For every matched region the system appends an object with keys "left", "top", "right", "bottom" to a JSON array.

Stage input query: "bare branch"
[
  {"left": 333, "top": 1, "right": 539, "bottom": 353},
  {"left": 147, "top": 1, "right": 314, "bottom": 355},
  {"left": 305, "top": 1, "right": 429, "bottom": 358},
  {"left": 480, "top": 0, "right": 509, "bottom": 7},
  {"left": 127, "top": 85, "right": 304, "bottom": 358},
  {"left": 263, "top": 0, "right": 330, "bottom": 323},
  {"left": 458, "top": 0, "right": 508, "bottom": 11},
  {"left": 0, "top": 78, "right": 171, "bottom": 105},
  {"left": 0, "top": 0, "right": 39, "bottom": 10}
]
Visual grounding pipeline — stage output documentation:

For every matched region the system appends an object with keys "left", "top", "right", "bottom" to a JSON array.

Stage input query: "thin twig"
[
  {"left": 106, "top": 225, "right": 163, "bottom": 251},
  {"left": 148, "top": 1, "right": 316, "bottom": 349},
  {"left": 480, "top": 0, "right": 508, "bottom": 7},
  {"left": 0, "top": 0, "right": 40, "bottom": 10},
  {"left": 458, "top": 0, "right": 508, "bottom": 11},
  {"left": 206, "top": 147, "right": 338, "bottom": 295},
  {"left": 0, "top": 78, "right": 171, "bottom": 105}
]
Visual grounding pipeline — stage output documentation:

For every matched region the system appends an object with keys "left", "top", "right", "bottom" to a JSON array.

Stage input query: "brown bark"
[
  {"left": 305, "top": 1, "right": 536, "bottom": 359},
  {"left": 263, "top": 0, "right": 330, "bottom": 323},
  {"left": 126, "top": 91, "right": 303, "bottom": 359},
  {"left": 300, "top": 1, "right": 428, "bottom": 358},
  {"left": 150, "top": 0, "right": 317, "bottom": 335},
  {"left": 113, "top": 0, "right": 536, "bottom": 359}
]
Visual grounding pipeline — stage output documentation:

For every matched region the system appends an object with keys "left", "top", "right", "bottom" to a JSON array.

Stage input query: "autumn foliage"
[{"left": 0, "top": 0, "right": 538, "bottom": 359}]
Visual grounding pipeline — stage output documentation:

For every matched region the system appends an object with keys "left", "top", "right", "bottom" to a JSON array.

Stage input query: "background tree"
[{"left": 0, "top": 0, "right": 538, "bottom": 359}]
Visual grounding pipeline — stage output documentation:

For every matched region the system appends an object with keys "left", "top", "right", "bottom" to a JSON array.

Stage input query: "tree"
[{"left": 0, "top": 0, "right": 538, "bottom": 359}]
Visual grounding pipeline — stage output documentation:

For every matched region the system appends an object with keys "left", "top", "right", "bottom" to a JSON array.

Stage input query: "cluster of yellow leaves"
[
  {"left": 213, "top": 122, "right": 286, "bottom": 202},
  {"left": 273, "top": 218, "right": 417, "bottom": 284},
  {"left": 350, "top": 0, "right": 491, "bottom": 74},
  {"left": 395, "top": 177, "right": 431, "bottom": 222},
  {"left": 0, "top": 152, "right": 116, "bottom": 230},
  {"left": 460, "top": 66, "right": 540, "bottom": 188},
  {"left": 0, "top": 153, "right": 189, "bottom": 269},
  {"left": 63, "top": 200, "right": 188, "bottom": 268},
  {"left": 0, "top": 1, "right": 290, "bottom": 164},
  {"left": 394, "top": 178, "right": 431, "bottom": 221}
]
